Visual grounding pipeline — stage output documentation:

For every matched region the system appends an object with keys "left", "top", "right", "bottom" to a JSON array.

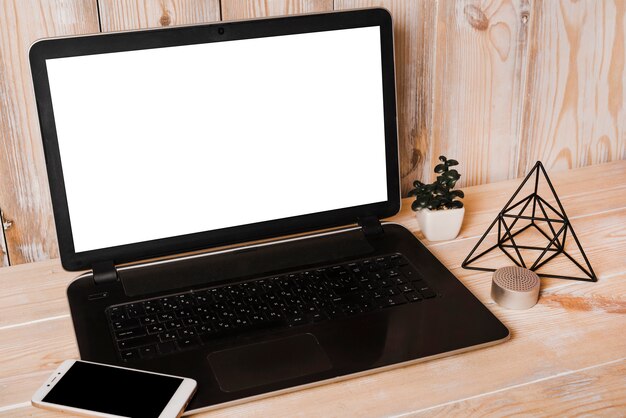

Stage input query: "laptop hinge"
[
  {"left": 358, "top": 216, "right": 384, "bottom": 238},
  {"left": 92, "top": 260, "right": 119, "bottom": 285}
]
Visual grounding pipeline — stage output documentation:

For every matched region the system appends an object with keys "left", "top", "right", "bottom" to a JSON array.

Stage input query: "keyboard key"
[
  {"left": 405, "top": 291, "right": 423, "bottom": 301},
  {"left": 116, "top": 328, "right": 146, "bottom": 340},
  {"left": 142, "top": 301, "right": 161, "bottom": 314},
  {"left": 400, "top": 266, "right": 418, "bottom": 280},
  {"left": 309, "top": 311, "right": 328, "bottom": 322},
  {"left": 139, "top": 315, "right": 158, "bottom": 326},
  {"left": 108, "top": 306, "right": 125, "bottom": 315},
  {"left": 126, "top": 304, "right": 145, "bottom": 318},
  {"left": 215, "top": 320, "right": 233, "bottom": 332},
  {"left": 157, "top": 312, "right": 174, "bottom": 322},
  {"left": 249, "top": 313, "right": 266, "bottom": 324},
  {"left": 379, "top": 278, "right": 393, "bottom": 288},
  {"left": 324, "top": 307, "right": 345, "bottom": 318},
  {"left": 392, "top": 255, "right": 408, "bottom": 266},
  {"left": 233, "top": 317, "right": 250, "bottom": 328},
  {"left": 176, "top": 337, "right": 200, "bottom": 350},
  {"left": 120, "top": 349, "right": 139, "bottom": 361},
  {"left": 288, "top": 316, "right": 306, "bottom": 326},
  {"left": 174, "top": 309, "right": 192, "bottom": 318},
  {"left": 194, "top": 294, "right": 211, "bottom": 304},
  {"left": 158, "top": 332, "right": 177, "bottom": 342},
  {"left": 146, "top": 324, "right": 165, "bottom": 334},
  {"left": 201, "top": 313, "right": 220, "bottom": 323},
  {"left": 196, "top": 324, "right": 215, "bottom": 335},
  {"left": 379, "top": 294, "right": 407, "bottom": 307},
  {"left": 108, "top": 309, "right": 129, "bottom": 322},
  {"left": 118, "top": 335, "right": 157, "bottom": 350},
  {"left": 176, "top": 294, "right": 195, "bottom": 306},
  {"left": 177, "top": 328, "right": 197, "bottom": 339},
  {"left": 386, "top": 287, "right": 400, "bottom": 296},
  {"left": 393, "top": 276, "right": 407, "bottom": 285},
  {"left": 399, "top": 284, "right": 413, "bottom": 293},
  {"left": 164, "top": 320, "right": 183, "bottom": 330},
  {"left": 183, "top": 317, "right": 201, "bottom": 326},
  {"left": 111, "top": 318, "right": 140, "bottom": 331},
  {"left": 160, "top": 298, "right": 180, "bottom": 311},
  {"left": 139, "top": 344, "right": 158, "bottom": 359}
]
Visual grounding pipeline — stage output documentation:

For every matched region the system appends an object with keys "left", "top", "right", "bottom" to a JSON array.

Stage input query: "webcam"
[{"left": 218, "top": 27, "right": 225, "bottom": 35}]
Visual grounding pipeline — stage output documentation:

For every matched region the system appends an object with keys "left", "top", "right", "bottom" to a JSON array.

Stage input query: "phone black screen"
[{"left": 42, "top": 361, "right": 184, "bottom": 418}]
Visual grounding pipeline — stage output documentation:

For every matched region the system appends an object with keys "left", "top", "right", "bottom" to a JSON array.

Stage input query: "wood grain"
[
  {"left": 220, "top": 0, "right": 333, "bottom": 20},
  {"left": 412, "top": 358, "right": 626, "bottom": 417},
  {"left": 519, "top": 0, "right": 626, "bottom": 175},
  {"left": 98, "top": 0, "right": 220, "bottom": 31},
  {"left": 0, "top": 319, "right": 78, "bottom": 381},
  {"left": 428, "top": 0, "right": 531, "bottom": 188},
  {"left": 0, "top": 259, "right": 79, "bottom": 328},
  {"left": 0, "top": 0, "right": 99, "bottom": 265},
  {"left": 334, "top": 0, "right": 438, "bottom": 196}
]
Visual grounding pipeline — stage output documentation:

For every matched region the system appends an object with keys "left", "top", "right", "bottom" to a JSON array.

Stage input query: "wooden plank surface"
[
  {"left": 0, "top": 0, "right": 100, "bottom": 265},
  {"left": 98, "top": 0, "right": 220, "bottom": 31},
  {"left": 519, "top": 0, "right": 626, "bottom": 175},
  {"left": 0, "top": 259, "right": 78, "bottom": 328},
  {"left": 413, "top": 358, "right": 626, "bottom": 417},
  {"left": 220, "top": 0, "right": 333, "bottom": 20},
  {"left": 0, "top": 161, "right": 624, "bottom": 417},
  {"left": 428, "top": 0, "right": 531, "bottom": 187}
]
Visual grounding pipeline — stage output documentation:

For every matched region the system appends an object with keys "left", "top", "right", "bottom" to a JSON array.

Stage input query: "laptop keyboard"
[{"left": 106, "top": 253, "right": 437, "bottom": 361}]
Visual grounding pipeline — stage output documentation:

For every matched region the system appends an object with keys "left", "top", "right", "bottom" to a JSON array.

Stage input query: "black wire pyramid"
[{"left": 462, "top": 161, "right": 596, "bottom": 282}]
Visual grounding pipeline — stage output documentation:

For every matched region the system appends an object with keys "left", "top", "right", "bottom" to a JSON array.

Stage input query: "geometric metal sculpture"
[{"left": 462, "top": 161, "right": 597, "bottom": 282}]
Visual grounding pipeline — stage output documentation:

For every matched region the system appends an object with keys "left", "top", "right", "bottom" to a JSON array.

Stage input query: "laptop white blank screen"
[{"left": 45, "top": 26, "right": 388, "bottom": 252}]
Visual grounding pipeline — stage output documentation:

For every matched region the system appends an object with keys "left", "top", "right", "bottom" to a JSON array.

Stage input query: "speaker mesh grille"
[{"left": 493, "top": 266, "right": 539, "bottom": 292}]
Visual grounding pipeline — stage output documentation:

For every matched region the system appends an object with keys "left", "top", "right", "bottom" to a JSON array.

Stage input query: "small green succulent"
[{"left": 408, "top": 156, "right": 464, "bottom": 211}]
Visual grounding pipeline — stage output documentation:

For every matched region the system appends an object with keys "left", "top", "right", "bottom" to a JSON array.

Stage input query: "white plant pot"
[{"left": 416, "top": 206, "right": 465, "bottom": 241}]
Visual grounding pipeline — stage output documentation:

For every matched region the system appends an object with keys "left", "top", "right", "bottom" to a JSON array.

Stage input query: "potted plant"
[{"left": 408, "top": 156, "right": 465, "bottom": 241}]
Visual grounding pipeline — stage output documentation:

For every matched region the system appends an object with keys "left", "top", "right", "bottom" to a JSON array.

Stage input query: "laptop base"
[{"left": 67, "top": 223, "right": 509, "bottom": 411}]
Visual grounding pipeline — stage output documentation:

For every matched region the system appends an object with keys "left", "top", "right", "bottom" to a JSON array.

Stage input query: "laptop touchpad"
[{"left": 207, "top": 333, "right": 332, "bottom": 392}]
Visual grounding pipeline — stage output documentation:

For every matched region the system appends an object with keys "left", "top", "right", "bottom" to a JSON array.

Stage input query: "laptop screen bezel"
[{"left": 30, "top": 8, "right": 399, "bottom": 271}]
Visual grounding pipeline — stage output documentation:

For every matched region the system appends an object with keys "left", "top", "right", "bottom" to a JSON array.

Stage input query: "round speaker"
[{"left": 491, "top": 266, "right": 540, "bottom": 310}]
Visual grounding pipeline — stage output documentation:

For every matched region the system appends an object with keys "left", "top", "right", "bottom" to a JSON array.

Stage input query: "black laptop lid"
[{"left": 29, "top": 8, "right": 399, "bottom": 271}]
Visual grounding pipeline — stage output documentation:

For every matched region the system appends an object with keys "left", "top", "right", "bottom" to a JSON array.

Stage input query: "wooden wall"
[{"left": 0, "top": 0, "right": 624, "bottom": 266}]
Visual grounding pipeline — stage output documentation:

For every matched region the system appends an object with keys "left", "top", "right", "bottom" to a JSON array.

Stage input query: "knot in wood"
[
  {"left": 2, "top": 218, "right": 12, "bottom": 231},
  {"left": 521, "top": 13, "right": 529, "bottom": 24},
  {"left": 160, "top": 12, "right": 171, "bottom": 27},
  {"left": 464, "top": 5, "right": 489, "bottom": 31}
]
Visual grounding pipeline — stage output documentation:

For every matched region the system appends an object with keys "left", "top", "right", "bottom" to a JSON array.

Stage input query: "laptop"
[{"left": 30, "top": 8, "right": 509, "bottom": 413}]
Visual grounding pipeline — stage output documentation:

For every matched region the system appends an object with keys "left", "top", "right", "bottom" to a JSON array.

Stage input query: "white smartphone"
[{"left": 32, "top": 360, "right": 197, "bottom": 418}]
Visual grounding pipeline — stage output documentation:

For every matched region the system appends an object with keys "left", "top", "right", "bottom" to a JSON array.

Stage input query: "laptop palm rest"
[
  {"left": 207, "top": 333, "right": 332, "bottom": 392},
  {"left": 121, "top": 229, "right": 374, "bottom": 297}
]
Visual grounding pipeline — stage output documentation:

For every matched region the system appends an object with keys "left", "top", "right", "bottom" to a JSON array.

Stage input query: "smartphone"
[{"left": 32, "top": 360, "right": 196, "bottom": 418}]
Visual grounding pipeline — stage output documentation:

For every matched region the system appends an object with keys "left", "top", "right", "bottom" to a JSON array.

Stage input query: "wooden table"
[{"left": 1, "top": 161, "right": 625, "bottom": 417}]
